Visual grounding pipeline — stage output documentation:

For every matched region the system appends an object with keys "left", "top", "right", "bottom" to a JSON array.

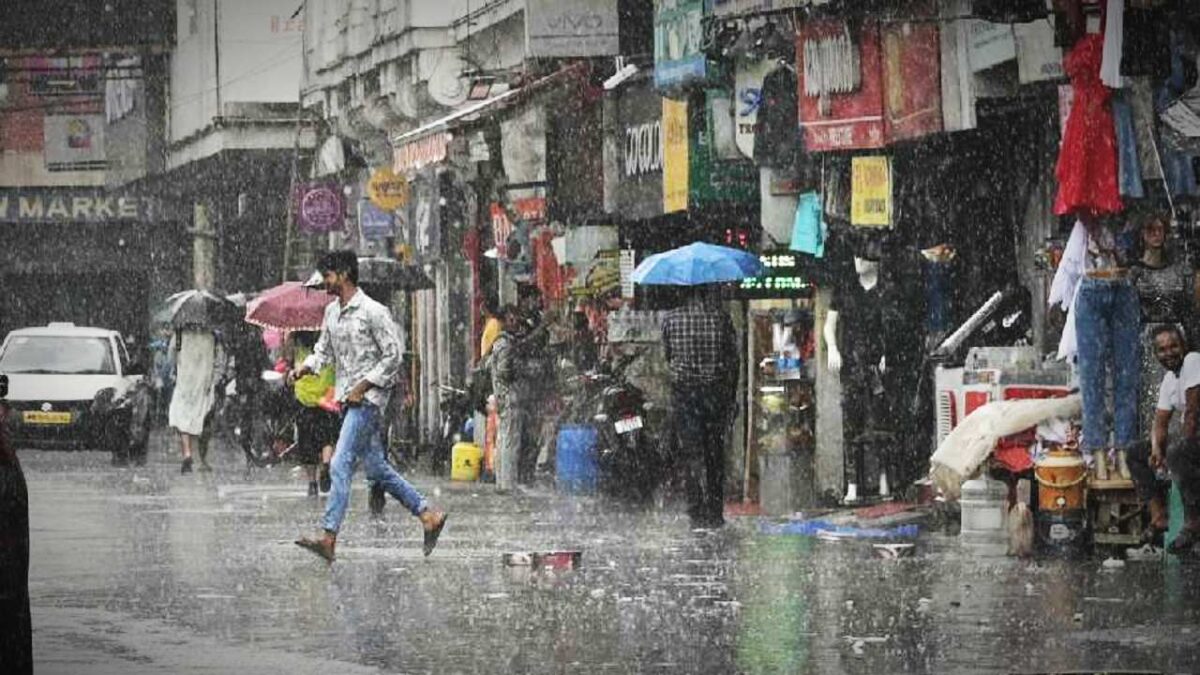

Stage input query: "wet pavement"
[{"left": 20, "top": 429, "right": 1200, "bottom": 674}]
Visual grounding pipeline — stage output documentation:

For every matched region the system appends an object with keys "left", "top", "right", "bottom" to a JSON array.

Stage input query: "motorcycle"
[
  {"left": 435, "top": 384, "right": 474, "bottom": 474},
  {"left": 564, "top": 354, "right": 662, "bottom": 502},
  {"left": 230, "top": 370, "right": 301, "bottom": 469}
]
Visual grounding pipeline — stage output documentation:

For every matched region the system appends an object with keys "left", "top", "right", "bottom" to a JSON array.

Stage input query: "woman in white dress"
[{"left": 168, "top": 329, "right": 225, "bottom": 473}]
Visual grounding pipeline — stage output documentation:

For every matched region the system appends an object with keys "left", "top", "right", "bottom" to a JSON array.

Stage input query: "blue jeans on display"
[
  {"left": 322, "top": 403, "right": 427, "bottom": 533},
  {"left": 1075, "top": 277, "right": 1141, "bottom": 452}
]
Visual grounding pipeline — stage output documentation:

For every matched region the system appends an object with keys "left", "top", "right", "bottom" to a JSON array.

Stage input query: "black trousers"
[
  {"left": 1126, "top": 436, "right": 1200, "bottom": 507},
  {"left": 672, "top": 383, "right": 733, "bottom": 525}
]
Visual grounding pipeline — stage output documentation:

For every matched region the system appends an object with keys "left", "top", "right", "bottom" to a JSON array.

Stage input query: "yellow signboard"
[
  {"left": 23, "top": 411, "right": 72, "bottom": 425},
  {"left": 662, "top": 97, "right": 689, "bottom": 214},
  {"left": 367, "top": 166, "right": 410, "bottom": 212},
  {"left": 850, "top": 156, "right": 892, "bottom": 227}
]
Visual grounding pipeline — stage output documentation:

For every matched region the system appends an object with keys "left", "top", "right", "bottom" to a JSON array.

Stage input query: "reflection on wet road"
[{"left": 23, "top": 434, "right": 1200, "bottom": 673}]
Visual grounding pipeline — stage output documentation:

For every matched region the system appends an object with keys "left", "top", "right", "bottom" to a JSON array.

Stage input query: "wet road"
[{"left": 20, "top": 430, "right": 1200, "bottom": 674}]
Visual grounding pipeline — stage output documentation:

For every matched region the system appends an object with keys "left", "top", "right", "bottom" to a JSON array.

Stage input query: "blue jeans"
[
  {"left": 1075, "top": 277, "right": 1141, "bottom": 452},
  {"left": 322, "top": 403, "right": 427, "bottom": 533}
]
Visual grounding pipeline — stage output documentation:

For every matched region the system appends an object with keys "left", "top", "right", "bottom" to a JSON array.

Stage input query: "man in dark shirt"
[{"left": 662, "top": 286, "right": 738, "bottom": 529}]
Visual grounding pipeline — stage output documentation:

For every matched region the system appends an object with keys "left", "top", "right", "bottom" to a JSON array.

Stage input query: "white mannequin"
[{"left": 823, "top": 256, "right": 888, "bottom": 501}]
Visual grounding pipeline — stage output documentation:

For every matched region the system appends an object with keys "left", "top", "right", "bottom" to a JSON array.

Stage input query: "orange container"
[{"left": 1035, "top": 448, "right": 1086, "bottom": 512}]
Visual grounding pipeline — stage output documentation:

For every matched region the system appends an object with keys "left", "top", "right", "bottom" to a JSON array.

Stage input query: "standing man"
[
  {"left": 489, "top": 305, "right": 535, "bottom": 490},
  {"left": 662, "top": 285, "right": 739, "bottom": 529},
  {"left": 294, "top": 251, "right": 447, "bottom": 562},
  {"left": 1125, "top": 325, "right": 1200, "bottom": 554}
]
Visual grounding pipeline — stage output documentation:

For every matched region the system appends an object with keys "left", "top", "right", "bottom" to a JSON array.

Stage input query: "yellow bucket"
[{"left": 451, "top": 442, "right": 482, "bottom": 481}]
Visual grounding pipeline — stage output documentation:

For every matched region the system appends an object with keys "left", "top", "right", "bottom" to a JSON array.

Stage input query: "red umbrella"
[{"left": 244, "top": 282, "right": 332, "bottom": 332}]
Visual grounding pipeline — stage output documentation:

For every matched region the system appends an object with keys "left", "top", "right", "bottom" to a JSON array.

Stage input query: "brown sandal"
[
  {"left": 295, "top": 536, "right": 335, "bottom": 563},
  {"left": 423, "top": 514, "right": 447, "bottom": 557}
]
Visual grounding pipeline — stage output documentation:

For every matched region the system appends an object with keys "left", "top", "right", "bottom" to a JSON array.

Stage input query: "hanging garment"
[
  {"left": 754, "top": 65, "right": 799, "bottom": 169},
  {"left": 790, "top": 191, "right": 826, "bottom": 258},
  {"left": 1049, "top": 220, "right": 1088, "bottom": 360},
  {"left": 1112, "top": 91, "right": 1146, "bottom": 198},
  {"left": 1100, "top": 0, "right": 1125, "bottom": 88},
  {"left": 1054, "top": 35, "right": 1123, "bottom": 217}
]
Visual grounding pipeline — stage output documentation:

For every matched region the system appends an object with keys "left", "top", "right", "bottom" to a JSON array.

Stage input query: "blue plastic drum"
[{"left": 556, "top": 425, "right": 598, "bottom": 494}]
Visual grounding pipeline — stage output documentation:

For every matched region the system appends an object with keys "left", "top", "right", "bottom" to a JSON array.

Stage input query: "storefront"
[{"left": 0, "top": 188, "right": 169, "bottom": 350}]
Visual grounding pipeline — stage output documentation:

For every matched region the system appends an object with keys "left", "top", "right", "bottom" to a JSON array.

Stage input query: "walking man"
[
  {"left": 662, "top": 285, "right": 738, "bottom": 529},
  {"left": 1126, "top": 325, "right": 1200, "bottom": 554},
  {"left": 294, "top": 251, "right": 446, "bottom": 562}
]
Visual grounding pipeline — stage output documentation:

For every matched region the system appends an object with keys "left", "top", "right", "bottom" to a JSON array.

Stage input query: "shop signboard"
[
  {"left": 611, "top": 81, "right": 665, "bottom": 219},
  {"left": 736, "top": 251, "right": 814, "bottom": 299},
  {"left": 734, "top": 58, "right": 775, "bottom": 159},
  {"left": 293, "top": 182, "right": 345, "bottom": 234},
  {"left": 393, "top": 131, "right": 451, "bottom": 174},
  {"left": 570, "top": 249, "right": 621, "bottom": 299},
  {"left": 526, "top": 0, "right": 619, "bottom": 58},
  {"left": 654, "top": 0, "right": 707, "bottom": 89},
  {"left": 366, "top": 166, "right": 409, "bottom": 212},
  {"left": 1013, "top": 20, "right": 1063, "bottom": 84},
  {"left": 881, "top": 20, "right": 943, "bottom": 141},
  {"left": 968, "top": 21, "right": 1016, "bottom": 73},
  {"left": 358, "top": 200, "right": 394, "bottom": 240},
  {"left": 709, "top": 0, "right": 803, "bottom": 17},
  {"left": 619, "top": 249, "right": 636, "bottom": 298},
  {"left": 44, "top": 114, "right": 106, "bottom": 171},
  {"left": 690, "top": 91, "right": 757, "bottom": 206},
  {"left": 662, "top": 97, "right": 689, "bottom": 213},
  {"left": 797, "top": 19, "right": 887, "bottom": 151},
  {"left": 0, "top": 189, "right": 154, "bottom": 223},
  {"left": 850, "top": 156, "right": 892, "bottom": 228}
]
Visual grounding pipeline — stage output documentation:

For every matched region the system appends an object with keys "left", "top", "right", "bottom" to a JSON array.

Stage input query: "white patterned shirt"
[{"left": 304, "top": 289, "right": 402, "bottom": 410}]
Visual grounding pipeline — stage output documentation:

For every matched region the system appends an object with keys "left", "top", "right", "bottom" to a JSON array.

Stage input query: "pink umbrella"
[{"left": 244, "top": 282, "right": 332, "bottom": 332}]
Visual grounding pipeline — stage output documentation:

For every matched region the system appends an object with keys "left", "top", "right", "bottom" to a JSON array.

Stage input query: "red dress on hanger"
[{"left": 1054, "top": 34, "right": 1122, "bottom": 217}]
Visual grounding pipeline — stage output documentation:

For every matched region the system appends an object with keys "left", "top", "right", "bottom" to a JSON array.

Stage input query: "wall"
[{"left": 169, "top": 0, "right": 302, "bottom": 143}]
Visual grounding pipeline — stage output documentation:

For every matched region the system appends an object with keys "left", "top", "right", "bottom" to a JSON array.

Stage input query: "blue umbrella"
[{"left": 631, "top": 242, "right": 765, "bottom": 286}]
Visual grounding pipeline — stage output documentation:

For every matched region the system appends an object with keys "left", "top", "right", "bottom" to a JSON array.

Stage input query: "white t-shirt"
[{"left": 1157, "top": 352, "right": 1200, "bottom": 412}]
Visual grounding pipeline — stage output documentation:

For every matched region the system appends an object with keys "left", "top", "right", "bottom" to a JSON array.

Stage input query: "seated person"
[{"left": 1125, "top": 325, "right": 1200, "bottom": 554}]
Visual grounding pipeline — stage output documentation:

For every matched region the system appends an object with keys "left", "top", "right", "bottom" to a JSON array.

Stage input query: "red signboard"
[
  {"left": 797, "top": 19, "right": 887, "bottom": 151},
  {"left": 881, "top": 21, "right": 943, "bottom": 141}
]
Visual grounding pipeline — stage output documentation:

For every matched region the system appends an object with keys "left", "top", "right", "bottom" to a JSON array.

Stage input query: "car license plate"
[
  {"left": 23, "top": 411, "right": 72, "bottom": 425},
  {"left": 614, "top": 416, "right": 643, "bottom": 434}
]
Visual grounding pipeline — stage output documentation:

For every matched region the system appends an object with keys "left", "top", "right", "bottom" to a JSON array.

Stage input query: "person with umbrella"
[
  {"left": 634, "top": 243, "right": 763, "bottom": 529},
  {"left": 162, "top": 290, "right": 234, "bottom": 474},
  {"left": 292, "top": 251, "right": 446, "bottom": 562}
]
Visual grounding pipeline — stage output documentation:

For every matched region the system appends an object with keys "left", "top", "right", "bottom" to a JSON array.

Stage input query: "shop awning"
[{"left": 392, "top": 62, "right": 589, "bottom": 174}]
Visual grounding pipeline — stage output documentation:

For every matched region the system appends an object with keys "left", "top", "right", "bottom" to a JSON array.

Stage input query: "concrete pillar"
[{"left": 191, "top": 203, "right": 216, "bottom": 290}]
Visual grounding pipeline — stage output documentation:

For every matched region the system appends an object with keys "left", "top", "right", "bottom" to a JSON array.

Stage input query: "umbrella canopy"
[
  {"left": 158, "top": 289, "right": 240, "bottom": 329},
  {"left": 244, "top": 282, "right": 333, "bottom": 332},
  {"left": 631, "top": 242, "right": 765, "bottom": 286}
]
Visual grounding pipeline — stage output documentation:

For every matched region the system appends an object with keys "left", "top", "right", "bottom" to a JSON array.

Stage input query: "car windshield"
[{"left": 0, "top": 335, "right": 117, "bottom": 375}]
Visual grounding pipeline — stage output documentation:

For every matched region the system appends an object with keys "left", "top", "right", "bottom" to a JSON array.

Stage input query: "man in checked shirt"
[
  {"left": 293, "top": 251, "right": 447, "bottom": 562},
  {"left": 661, "top": 285, "right": 738, "bottom": 529}
]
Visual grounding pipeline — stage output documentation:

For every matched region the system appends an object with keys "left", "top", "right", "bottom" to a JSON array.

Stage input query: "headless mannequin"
[{"left": 824, "top": 256, "right": 889, "bottom": 502}]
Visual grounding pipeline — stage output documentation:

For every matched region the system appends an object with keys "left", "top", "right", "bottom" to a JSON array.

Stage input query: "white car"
[{"left": 0, "top": 323, "right": 151, "bottom": 464}]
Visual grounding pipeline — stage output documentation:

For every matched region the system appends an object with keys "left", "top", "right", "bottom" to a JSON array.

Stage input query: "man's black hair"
[
  {"left": 318, "top": 250, "right": 359, "bottom": 285},
  {"left": 1151, "top": 323, "right": 1187, "bottom": 349}
]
